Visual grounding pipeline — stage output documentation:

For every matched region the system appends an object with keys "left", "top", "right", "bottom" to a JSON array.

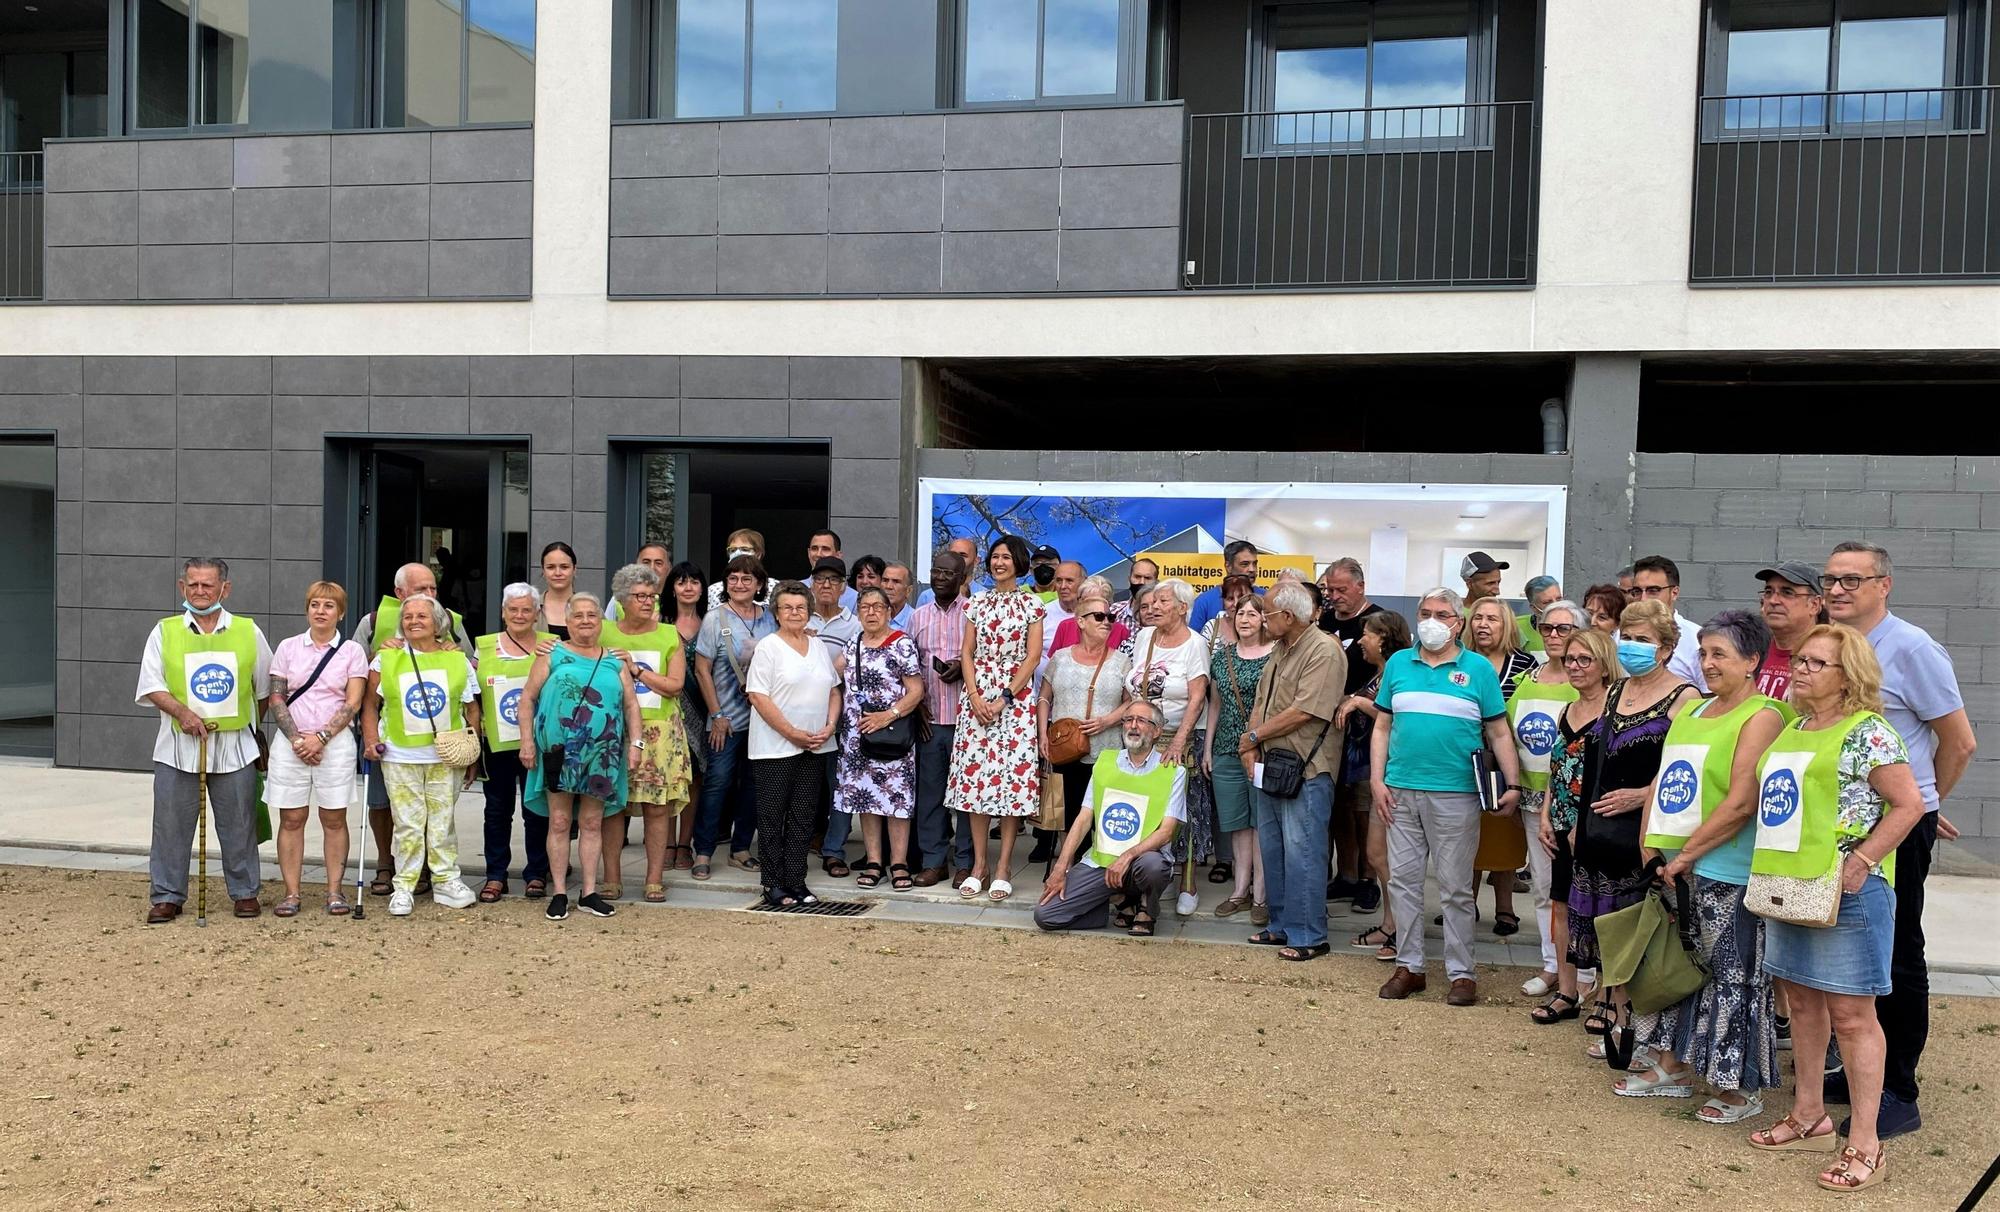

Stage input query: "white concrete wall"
[{"left": 4, "top": 0, "right": 1999, "bottom": 357}]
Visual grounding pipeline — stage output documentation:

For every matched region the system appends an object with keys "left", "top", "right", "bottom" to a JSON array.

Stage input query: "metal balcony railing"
[
  {"left": 1693, "top": 86, "right": 2000, "bottom": 283},
  {"left": 1182, "top": 100, "right": 1537, "bottom": 289},
  {"left": 1, "top": 151, "right": 44, "bottom": 301}
]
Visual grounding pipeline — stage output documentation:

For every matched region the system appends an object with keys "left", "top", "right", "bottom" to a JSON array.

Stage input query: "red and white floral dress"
[{"left": 942, "top": 588, "right": 1042, "bottom": 818}]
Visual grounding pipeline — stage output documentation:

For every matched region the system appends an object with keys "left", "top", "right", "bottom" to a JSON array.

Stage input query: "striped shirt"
[
  {"left": 909, "top": 597, "right": 967, "bottom": 727},
  {"left": 1374, "top": 645, "right": 1506, "bottom": 793}
]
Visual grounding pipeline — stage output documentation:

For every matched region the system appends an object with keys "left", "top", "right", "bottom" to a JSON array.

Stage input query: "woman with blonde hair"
[{"left": 1466, "top": 595, "right": 1538, "bottom": 936}]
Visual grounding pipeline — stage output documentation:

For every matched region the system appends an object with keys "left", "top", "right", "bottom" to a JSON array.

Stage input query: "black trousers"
[
  {"left": 754, "top": 752, "right": 820, "bottom": 892},
  {"left": 1878, "top": 811, "right": 1938, "bottom": 1104}
]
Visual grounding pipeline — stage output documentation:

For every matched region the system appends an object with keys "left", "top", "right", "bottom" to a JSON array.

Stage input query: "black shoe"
[
  {"left": 1822, "top": 1067, "right": 1850, "bottom": 1105},
  {"left": 1326, "top": 875, "right": 1358, "bottom": 902},
  {"left": 1027, "top": 840, "right": 1053, "bottom": 863},
  {"left": 1352, "top": 880, "right": 1382, "bottom": 913},
  {"left": 577, "top": 892, "right": 617, "bottom": 918},
  {"left": 1839, "top": 1092, "right": 1921, "bottom": 1140},
  {"left": 794, "top": 886, "right": 820, "bottom": 906},
  {"left": 545, "top": 893, "right": 569, "bottom": 921}
]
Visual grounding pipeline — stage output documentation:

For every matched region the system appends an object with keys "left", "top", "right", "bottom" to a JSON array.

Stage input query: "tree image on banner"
[{"left": 931, "top": 494, "right": 1171, "bottom": 562}]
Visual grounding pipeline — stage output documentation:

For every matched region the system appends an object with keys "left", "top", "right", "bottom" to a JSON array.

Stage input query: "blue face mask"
[
  {"left": 1616, "top": 639, "right": 1659, "bottom": 676},
  {"left": 182, "top": 598, "right": 223, "bottom": 617}
]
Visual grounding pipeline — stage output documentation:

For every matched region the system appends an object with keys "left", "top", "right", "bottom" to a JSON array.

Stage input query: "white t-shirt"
[
  {"left": 1123, "top": 627, "right": 1211, "bottom": 730},
  {"left": 743, "top": 632, "right": 841, "bottom": 760},
  {"left": 369, "top": 650, "right": 478, "bottom": 764}
]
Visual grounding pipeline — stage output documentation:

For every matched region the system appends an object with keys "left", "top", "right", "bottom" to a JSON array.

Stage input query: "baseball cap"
[
  {"left": 1755, "top": 561, "right": 1822, "bottom": 590},
  {"left": 1031, "top": 544, "right": 1061, "bottom": 562},
  {"left": 1460, "top": 551, "right": 1510, "bottom": 578},
  {"left": 811, "top": 556, "right": 847, "bottom": 579}
]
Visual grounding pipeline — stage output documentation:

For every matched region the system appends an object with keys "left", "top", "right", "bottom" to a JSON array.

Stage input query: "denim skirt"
[{"left": 1762, "top": 872, "right": 1896, "bottom": 997}]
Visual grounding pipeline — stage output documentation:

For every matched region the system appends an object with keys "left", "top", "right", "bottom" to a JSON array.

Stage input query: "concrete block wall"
[
  {"left": 1634, "top": 452, "right": 1999, "bottom": 866},
  {"left": 41, "top": 129, "right": 534, "bottom": 301},
  {"left": 608, "top": 104, "right": 1185, "bottom": 296},
  {"left": 0, "top": 354, "right": 903, "bottom": 771}
]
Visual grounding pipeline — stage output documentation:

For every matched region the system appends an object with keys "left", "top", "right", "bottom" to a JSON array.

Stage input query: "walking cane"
[
  {"left": 352, "top": 757, "right": 370, "bottom": 922},
  {"left": 195, "top": 726, "right": 212, "bottom": 927}
]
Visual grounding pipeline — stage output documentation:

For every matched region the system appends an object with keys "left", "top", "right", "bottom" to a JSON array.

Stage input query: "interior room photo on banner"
[{"left": 916, "top": 480, "right": 1568, "bottom": 617}]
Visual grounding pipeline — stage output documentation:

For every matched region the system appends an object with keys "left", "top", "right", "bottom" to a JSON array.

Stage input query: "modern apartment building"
[{"left": 0, "top": 0, "right": 1992, "bottom": 860}]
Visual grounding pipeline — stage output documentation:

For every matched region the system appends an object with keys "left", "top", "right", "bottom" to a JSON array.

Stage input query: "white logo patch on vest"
[
  {"left": 628, "top": 650, "right": 664, "bottom": 711},
  {"left": 184, "top": 651, "right": 240, "bottom": 719},
  {"left": 1097, "top": 792, "right": 1149, "bottom": 860},
  {"left": 1647, "top": 744, "right": 1706, "bottom": 840},
  {"left": 398, "top": 670, "right": 450, "bottom": 735},
  {"left": 1754, "top": 751, "right": 1812, "bottom": 854},
  {"left": 497, "top": 679, "right": 525, "bottom": 727}
]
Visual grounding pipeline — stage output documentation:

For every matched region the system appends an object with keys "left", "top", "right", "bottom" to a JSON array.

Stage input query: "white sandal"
[
  {"left": 958, "top": 875, "right": 984, "bottom": 898},
  {"left": 1614, "top": 1062, "right": 1694, "bottom": 1098},
  {"left": 987, "top": 879, "right": 1013, "bottom": 902},
  {"left": 1521, "top": 972, "right": 1556, "bottom": 997},
  {"left": 1697, "top": 1093, "right": 1764, "bottom": 1124}
]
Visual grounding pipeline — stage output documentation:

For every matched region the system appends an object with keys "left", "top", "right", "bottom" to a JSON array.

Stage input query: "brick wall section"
[
  {"left": 0, "top": 354, "right": 902, "bottom": 771},
  {"left": 41, "top": 129, "right": 533, "bottom": 301},
  {"left": 1634, "top": 453, "right": 1998, "bottom": 864},
  {"left": 608, "top": 104, "right": 1185, "bottom": 295}
]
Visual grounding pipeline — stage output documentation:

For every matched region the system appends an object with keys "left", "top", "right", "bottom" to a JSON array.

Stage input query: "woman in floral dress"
[
  {"left": 944, "top": 534, "right": 1044, "bottom": 902},
  {"left": 837, "top": 587, "right": 926, "bottom": 890}
]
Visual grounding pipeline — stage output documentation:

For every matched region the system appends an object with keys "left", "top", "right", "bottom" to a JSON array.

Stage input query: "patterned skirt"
[
  {"left": 1635, "top": 877, "right": 1778, "bottom": 1094},
  {"left": 1165, "top": 729, "right": 1216, "bottom": 865},
  {"left": 1565, "top": 860, "right": 1653, "bottom": 970},
  {"left": 627, "top": 718, "right": 693, "bottom": 815}
]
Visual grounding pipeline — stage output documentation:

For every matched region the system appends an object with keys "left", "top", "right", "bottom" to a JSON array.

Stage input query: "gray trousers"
[
  {"left": 1033, "top": 851, "right": 1172, "bottom": 931},
  {"left": 150, "top": 763, "right": 263, "bottom": 904},
  {"left": 1387, "top": 788, "right": 1482, "bottom": 981}
]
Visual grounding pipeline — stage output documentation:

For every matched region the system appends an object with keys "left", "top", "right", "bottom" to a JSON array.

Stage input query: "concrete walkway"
[{"left": 4, "top": 760, "right": 1996, "bottom": 996}]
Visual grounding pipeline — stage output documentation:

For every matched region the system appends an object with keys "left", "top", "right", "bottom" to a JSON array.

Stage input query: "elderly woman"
[
  {"left": 706, "top": 528, "right": 770, "bottom": 608},
  {"left": 666, "top": 561, "right": 709, "bottom": 868},
  {"left": 473, "top": 582, "right": 556, "bottom": 903},
  {"left": 1743, "top": 625, "right": 1924, "bottom": 1193},
  {"left": 1048, "top": 575, "right": 1132, "bottom": 654},
  {"left": 360, "top": 594, "right": 481, "bottom": 918},
  {"left": 520, "top": 592, "right": 641, "bottom": 922},
  {"left": 692, "top": 554, "right": 776, "bottom": 879},
  {"left": 1569, "top": 599, "right": 1699, "bottom": 1046},
  {"left": 944, "top": 535, "right": 1044, "bottom": 901},
  {"left": 537, "top": 541, "right": 579, "bottom": 640},
  {"left": 266, "top": 580, "right": 369, "bottom": 917},
  {"left": 1621, "top": 610, "right": 1791, "bottom": 1115},
  {"left": 1506, "top": 600, "right": 1583, "bottom": 996},
  {"left": 607, "top": 562, "right": 695, "bottom": 903},
  {"left": 1124, "top": 577, "right": 1212, "bottom": 883},
  {"left": 1038, "top": 583, "right": 1133, "bottom": 842},
  {"left": 1534, "top": 627, "right": 1617, "bottom": 1020},
  {"left": 745, "top": 581, "right": 843, "bottom": 907},
  {"left": 1467, "top": 595, "right": 1538, "bottom": 935},
  {"left": 1204, "top": 594, "right": 1273, "bottom": 918},
  {"left": 1337, "top": 610, "right": 1411, "bottom": 958},
  {"left": 1582, "top": 583, "right": 1625, "bottom": 637},
  {"left": 836, "top": 586, "right": 925, "bottom": 889}
]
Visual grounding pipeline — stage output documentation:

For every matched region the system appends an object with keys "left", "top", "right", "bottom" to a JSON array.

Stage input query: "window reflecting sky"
[
  {"left": 751, "top": 0, "right": 837, "bottom": 112},
  {"left": 678, "top": 0, "right": 748, "bottom": 116},
  {"left": 965, "top": 0, "right": 1037, "bottom": 102},
  {"left": 1272, "top": 32, "right": 1465, "bottom": 141},
  {"left": 1041, "top": 0, "right": 1117, "bottom": 97},
  {"left": 469, "top": 0, "right": 537, "bottom": 53},
  {"left": 1837, "top": 16, "right": 1943, "bottom": 89}
]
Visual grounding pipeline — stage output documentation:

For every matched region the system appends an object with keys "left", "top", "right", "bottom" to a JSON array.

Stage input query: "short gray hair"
[
  {"left": 1538, "top": 599, "right": 1582, "bottom": 628},
  {"left": 180, "top": 556, "right": 228, "bottom": 580},
  {"left": 1267, "top": 581, "right": 1316, "bottom": 625},
  {"left": 568, "top": 591, "right": 605, "bottom": 616},
  {"left": 609, "top": 562, "right": 662, "bottom": 603},
  {"left": 1698, "top": 609, "right": 1773, "bottom": 663},
  {"left": 1155, "top": 577, "right": 1196, "bottom": 609},
  {"left": 397, "top": 594, "right": 443, "bottom": 637},
  {"left": 1417, "top": 586, "right": 1466, "bottom": 617},
  {"left": 1830, "top": 540, "right": 1892, "bottom": 578},
  {"left": 1322, "top": 557, "right": 1364, "bottom": 584},
  {"left": 1125, "top": 699, "right": 1166, "bottom": 730},
  {"left": 884, "top": 560, "right": 912, "bottom": 581},
  {"left": 1081, "top": 575, "right": 1115, "bottom": 601},
  {"left": 501, "top": 581, "right": 541, "bottom": 610}
]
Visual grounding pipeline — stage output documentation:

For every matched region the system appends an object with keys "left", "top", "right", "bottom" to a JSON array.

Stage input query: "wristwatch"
[
  {"left": 1001, "top": 688, "right": 1016, "bottom": 704},
  {"left": 313, "top": 729, "right": 330, "bottom": 743}
]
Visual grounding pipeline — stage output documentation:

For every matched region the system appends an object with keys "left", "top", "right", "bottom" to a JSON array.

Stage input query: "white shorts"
[{"left": 264, "top": 732, "right": 360, "bottom": 810}]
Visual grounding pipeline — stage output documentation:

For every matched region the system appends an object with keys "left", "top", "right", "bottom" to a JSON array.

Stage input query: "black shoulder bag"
[
  {"left": 1255, "top": 646, "right": 1332, "bottom": 800},
  {"left": 857, "top": 632, "right": 917, "bottom": 761}
]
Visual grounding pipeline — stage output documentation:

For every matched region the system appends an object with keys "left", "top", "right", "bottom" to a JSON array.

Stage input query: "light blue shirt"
[
  {"left": 1868, "top": 611, "right": 1964, "bottom": 812},
  {"left": 694, "top": 605, "right": 776, "bottom": 729}
]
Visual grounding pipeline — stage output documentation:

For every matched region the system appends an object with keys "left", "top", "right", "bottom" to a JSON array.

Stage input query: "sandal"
[
  {"left": 1818, "top": 1145, "right": 1887, "bottom": 1191},
  {"left": 889, "top": 863, "right": 913, "bottom": 891},
  {"left": 1207, "top": 862, "right": 1233, "bottom": 884},
  {"left": 1278, "top": 943, "right": 1331, "bottom": 961},
  {"left": 822, "top": 855, "right": 851, "bottom": 878},
  {"left": 1614, "top": 1061, "right": 1694, "bottom": 1098},
  {"left": 1113, "top": 897, "right": 1139, "bottom": 930},
  {"left": 729, "top": 851, "right": 760, "bottom": 871},
  {"left": 988, "top": 879, "right": 1014, "bottom": 902},
  {"left": 643, "top": 883, "right": 667, "bottom": 903},
  {"left": 1582, "top": 997, "right": 1616, "bottom": 1037},
  {"left": 1213, "top": 896, "right": 1249, "bottom": 918},
  {"left": 1246, "top": 930, "right": 1289, "bottom": 946},
  {"left": 1749, "top": 1113, "right": 1839, "bottom": 1153},
  {"left": 673, "top": 846, "right": 694, "bottom": 871},
  {"left": 691, "top": 862, "right": 712, "bottom": 881},
  {"left": 325, "top": 893, "right": 351, "bottom": 917},
  {"left": 854, "top": 861, "right": 884, "bottom": 889},
  {"left": 524, "top": 879, "right": 547, "bottom": 900},
  {"left": 477, "top": 880, "right": 505, "bottom": 904},
  {"left": 1530, "top": 992, "right": 1582, "bottom": 1025},
  {"left": 1350, "top": 924, "right": 1393, "bottom": 950},
  {"left": 762, "top": 887, "right": 799, "bottom": 908},
  {"left": 274, "top": 893, "right": 301, "bottom": 918},
  {"left": 1697, "top": 1093, "right": 1764, "bottom": 1124},
  {"left": 1493, "top": 910, "right": 1521, "bottom": 937},
  {"left": 1128, "top": 911, "right": 1156, "bottom": 937},
  {"left": 368, "top": 875, "right": 394, "bottom": 897},
  {"left": 600, "top": 883, "right": 622, "bottom": 902},
  {"left": 958, "top": 875, "right": 984, "bottom": 899}
]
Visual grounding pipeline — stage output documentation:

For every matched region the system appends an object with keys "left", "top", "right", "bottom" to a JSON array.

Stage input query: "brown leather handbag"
[{"left": 1046, "top": 653, "right": 1106, "bottom": 767}]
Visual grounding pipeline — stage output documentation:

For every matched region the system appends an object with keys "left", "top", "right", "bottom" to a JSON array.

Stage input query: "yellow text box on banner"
[{"left": 1139, "top": 553, "right": 1318, "bottom": 594}]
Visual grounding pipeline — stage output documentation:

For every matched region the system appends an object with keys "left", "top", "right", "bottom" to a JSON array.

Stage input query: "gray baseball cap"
[{"left": 1755, "top": 561, "right": 1822, "bottom": 591}]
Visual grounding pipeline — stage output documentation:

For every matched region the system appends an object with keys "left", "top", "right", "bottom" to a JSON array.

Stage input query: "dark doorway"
[
  {"left": 344, "top": 441, "right": 530, "bottom": 637},
  {"left": 0, "top": 436, "right": 55, "bottom": 758},
  {"left": 613, "top": 442, "right": 832, "bottom": 583}
]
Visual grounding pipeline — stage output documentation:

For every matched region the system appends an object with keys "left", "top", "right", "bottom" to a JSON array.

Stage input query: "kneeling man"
[{"left": 1034, "top": 701, "right": 1184, "bottom": 936}]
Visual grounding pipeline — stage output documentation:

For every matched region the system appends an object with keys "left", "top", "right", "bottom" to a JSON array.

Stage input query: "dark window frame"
[{"left": 951, "top": 0, "right": 1149, "bottom": 108}]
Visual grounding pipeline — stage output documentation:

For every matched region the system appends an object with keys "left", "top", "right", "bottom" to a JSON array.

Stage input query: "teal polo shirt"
[{"left": 1374, "top": 646, "right": 1506, "bottom": 793}]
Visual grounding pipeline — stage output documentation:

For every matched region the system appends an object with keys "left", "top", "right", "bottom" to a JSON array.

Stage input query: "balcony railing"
[
  {"left": 1182, "top": 101, "right": 1537, "bottom": 290},
  {"left": 1693, "top": 86, "right": 2000, "bottom": 283},
  {"left": 1, "top": 152, "right": 44, "bottom": 301}
]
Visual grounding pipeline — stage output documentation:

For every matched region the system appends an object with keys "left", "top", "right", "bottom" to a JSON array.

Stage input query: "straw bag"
[{"left": 410, "top": 649, "right": 480, "bottom": 769}]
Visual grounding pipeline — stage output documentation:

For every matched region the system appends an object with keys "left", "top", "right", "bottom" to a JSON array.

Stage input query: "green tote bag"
[{"left": 1596, "top": 869, "right": 1711, "bottom": 1016}]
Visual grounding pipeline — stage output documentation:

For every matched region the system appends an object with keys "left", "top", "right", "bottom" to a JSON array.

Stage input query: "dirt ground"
[{"left": 2, "top": 866, "right": 1995, "bottom": 1212}]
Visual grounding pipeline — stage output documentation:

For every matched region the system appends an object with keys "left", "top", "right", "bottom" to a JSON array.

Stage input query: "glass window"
[
  {"left": 135, "top": 0, "right": 192, "bottom": 129},
  {"left": 380, "top": 0, "right": 535, "bottom": 128},
  {"left": 397, "top": 0, "right": 466, "bottom": 126},
  {"left": 70, "top": 51, "right": 112, "bottom": 139},
  {"left": 1, "top": 55, "right": 69, "bottom": 154},
  {"left": 1041, "top": 0, "right": 1119, "bottom": 97},
  {"left": 468, "top": 0, "right": 537, "bottom": 122},
  {"left": 750, "top": 0, "right": 837, "bottom": 112},
  {"left": 1715, "top": 0, "right": 1960, "bottom": 131},
  {"left": 1836, "top": 0, "right": 1946, "bottom": 122},
  {"left": 1261, "top": 1, "right": 1479, "bottom": 146},
  {"left": 675, "top": 0, "right": 749, "bottom": 116},
  {"left": 196, "top": 0, "right": 250, "bottom": 125},
  {"left": 963, "top": 0, "right": 1038, "bottom": 103},
  {"left": 963, "top": 0, "right": 1134, "bottom": 105}
]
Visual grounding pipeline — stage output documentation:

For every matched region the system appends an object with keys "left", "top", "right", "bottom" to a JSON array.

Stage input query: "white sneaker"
[
  {"left": 388, "top": 890, "right": 414, "bottom": 916},
  {"left": 433, "top": 879, "right": 476, "bottom": 910}
]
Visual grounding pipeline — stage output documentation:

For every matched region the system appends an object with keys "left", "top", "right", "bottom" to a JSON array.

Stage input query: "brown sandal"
[
  {"left": 1818, "top": 1146, "right": 1887, "bottom": 1191},
  {"left": 643, "top": 883, "right": 667, "bottom": 903},
  {"left": 1748, "top": 1113, "right": 1838, "bottom": 1152},
  {"left": 477, "top": 880, "right": 505, "bottom": 903}
]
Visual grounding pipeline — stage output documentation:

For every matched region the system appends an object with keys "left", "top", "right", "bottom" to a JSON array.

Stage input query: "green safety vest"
[
  {"left": 371, "top": 595, "right": 466, "bottom": 655},
  {"left": 1518, "top": 615, "right": 1544, "bottom": 655},
  {"left": 1751, "top": 711, "right": 1895, "bottom": 886},
  {"left": 379, "top": 646, "right": 471, "bottom": 751},
  {"left": 475, "top": 631, "right": 554, "bottom": 752},
  {"left": 1642, "top": 694, "right": 1792, "bottom": 851},
  {"left": 1505, "top": 676, "right": 1577, "bottom": 794},
  {"left": 608, "top": 621, "right": 682, "bottom": 723},
  {"left": 158, "top": 616, "right": 260, "bottom": 733},
  {"left": 1086, "top": 749, "right": 1177, "bottom": 869}
]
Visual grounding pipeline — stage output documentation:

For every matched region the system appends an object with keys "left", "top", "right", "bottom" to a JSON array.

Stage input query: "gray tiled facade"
[
  {"left": 0, "top": 354, "right": 905, "bottom": 772},
  {"left": 608, "top": 104, "right": 1185, "bottom": 296},
  {"left": 40, "top": 128, "right": 534, "bottom": 302}
]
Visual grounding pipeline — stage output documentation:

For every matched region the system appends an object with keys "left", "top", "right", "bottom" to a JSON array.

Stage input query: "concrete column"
[
  {"left": 531, "top": 0, "right": 612, "bottom": 309},
  {"left": 1564, "top": 353, "right": 1642, "bottom": 584}
]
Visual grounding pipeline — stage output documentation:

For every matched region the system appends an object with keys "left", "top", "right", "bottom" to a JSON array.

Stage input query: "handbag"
[
  {"left": 1253, "top": 645, "right": 1330, "bottom": 800},
  {"left": 1046, "top": 651, "right": 1107, "bottom": 767},
  {"left": 1596, "top": 864, "right": 1712, "bottom": 1015},
  {"left": 1037, "top": 760, "right": 1067, "bottom": 831},
  {"left": 855, "top": 633, "right": 918, "bottom": 761},
  {"left": 1745, "top": 865, "right": 1842, "bottom": 927},
  {"left": 408, "top": 648, "right": 480, "bottom": 769}
]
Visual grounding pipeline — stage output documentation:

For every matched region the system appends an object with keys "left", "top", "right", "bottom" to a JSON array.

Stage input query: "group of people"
[{"left": 139, "top": 529, "right": 1972, "bottom": 1195}]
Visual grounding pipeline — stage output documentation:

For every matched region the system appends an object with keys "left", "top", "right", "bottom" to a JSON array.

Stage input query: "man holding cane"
[{"left": 138, "top": 558, "right": 273, "bottom": 924}]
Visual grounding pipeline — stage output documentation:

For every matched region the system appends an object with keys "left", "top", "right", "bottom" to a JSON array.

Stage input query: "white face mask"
[{"left": 1415, "top": 618, "right": 1453, "bottom": 652}]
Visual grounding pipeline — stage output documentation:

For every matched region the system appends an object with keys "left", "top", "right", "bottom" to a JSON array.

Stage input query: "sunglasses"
[
  {"left": 1079, "top": 611, "right": 1110, "bottom": 623},
  {"left": 1538, "top": 622, "right": 1578, "bottom": 637}
]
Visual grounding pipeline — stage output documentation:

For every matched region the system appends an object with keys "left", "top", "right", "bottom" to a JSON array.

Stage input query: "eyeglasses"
[
  {"left": 1416, "top": 610, "right": 1457, "bottom": 622},
  {"left": 1633, "top": 584, "right": 1674, "bottom": 598},
  {"left": 1791, "top": 655, "right": 1840, "bottom": 674},
  {"left": 857, "top": 601, "right": 887, "bottom": 612},
  {"left": 1079, "top": 611, "right": 1110, "bottom": 623},
  {"left": 1561, "top": 654, "right": 1597, "bottom": 668},
  {"left": 1819, "top": 573, "right": 1886, "bottom": 592},
  {"left": 1538, "top": 622, "right": 1579, "bottom": 637},
  {"left": 1759, "top": 586, "right": 1815, "bottom": 600},
  {"left": 628, "top": 592, "right": 658, "bottom": 602}
]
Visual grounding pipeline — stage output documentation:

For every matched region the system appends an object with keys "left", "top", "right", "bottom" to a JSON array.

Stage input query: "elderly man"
[
  {"left": 608, "top": 544, "right": 672, "bottom": 622},
  {"left": 881, "top": 561, "right": 917, "bottom": 630},
  {"left": 1752, "top": 561, "right": 1824, "bottom": 699},
  {"left": 910, "top": 551, "right": 971, "bottom": 885},
  {"left": 1237, "top": 581, "right": 1344, "bottom": 961},
  {"left": 1518, "top": 575, "right": 1562, "bottom": 655},
  {"left": 1318, "top": 557, "right": 1385, "bottom": 908},
  {"left": 139, "top": 558, "right": 275, "bottom": 923},
  {"left": 1028, "top": 543, "right": 1063, "bottom": 603},
  {"left": 1041, "top": 561, "right": 1085, "bottom": 656},
  {"left": 1373, "top": 587, "right": 1519, "bottom": 1005},
  {"left": 806, "top": 529, "right": 861, "bottom": 611},
  {"left": 1821, "top": 540, "right": 1977, "bottom": 1139},
  {"left": 1628, "top": 555, "right": 1706, "bottom": 691},
  {"left": 917, "top": 536, "right": 985, "bottom": 606},
  {"left": 1111, "top": 557, "right": 1160, "bottom": 631},
  {"left": 1035, "top": 701, "right": 1184, "bottom": 935},
  {"left": 1190, "top": 540, "right": 1260, "bottom": 633}
]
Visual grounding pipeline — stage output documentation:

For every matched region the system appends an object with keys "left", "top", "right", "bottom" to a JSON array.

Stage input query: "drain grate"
[{"left": 745, "top": 898, "right": 876, "bottom": 917}]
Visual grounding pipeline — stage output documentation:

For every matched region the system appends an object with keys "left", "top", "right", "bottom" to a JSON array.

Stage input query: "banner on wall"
[{"left": 917, "top": 479, "right": 1568, "bottom": 600}]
